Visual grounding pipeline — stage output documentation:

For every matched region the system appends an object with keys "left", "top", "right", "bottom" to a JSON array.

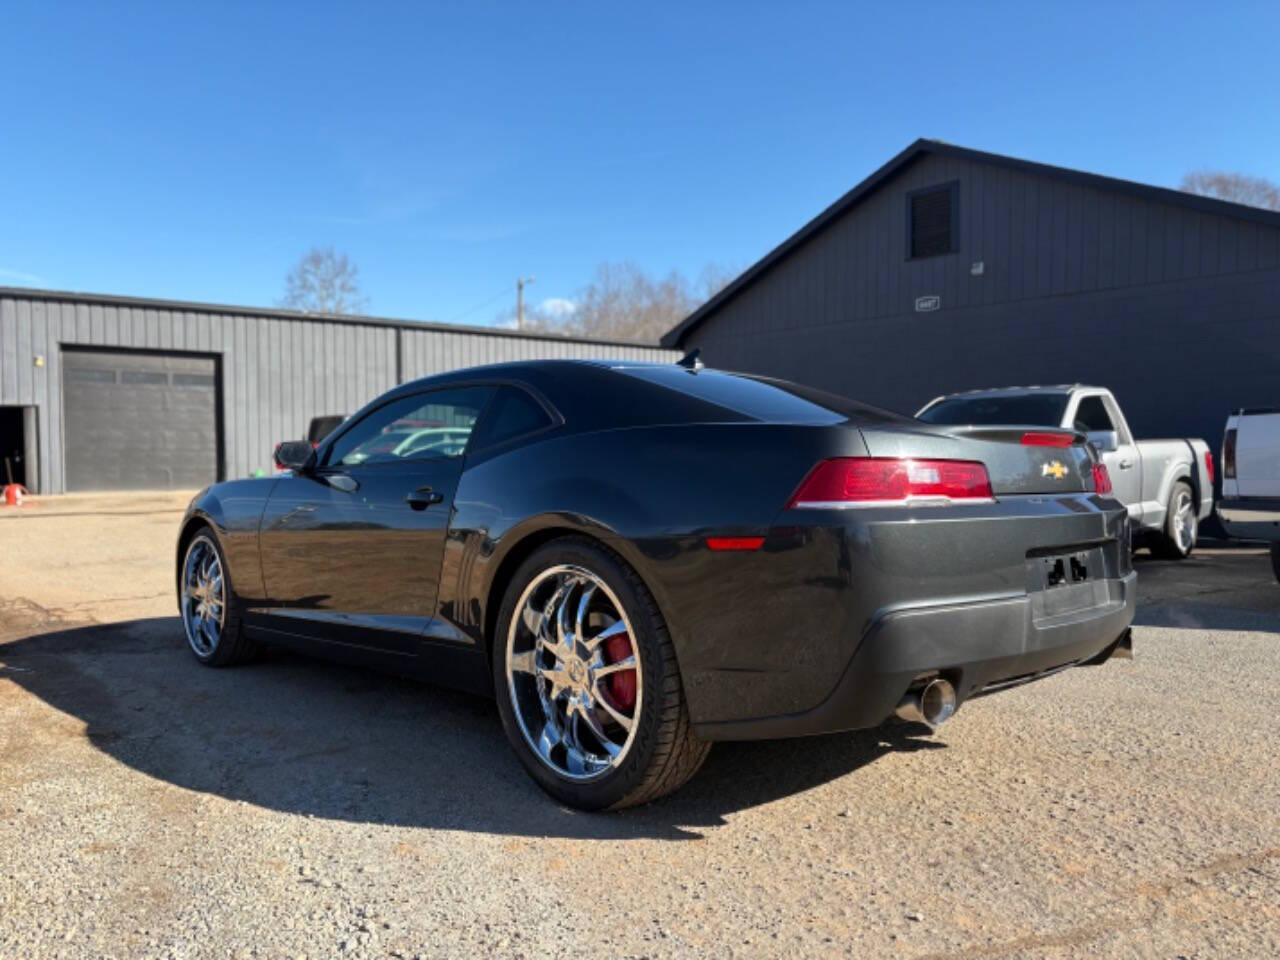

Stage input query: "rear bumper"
[
  {"left": 1218, "top": 498, "right": 1280, "bottom": 541},
  {"left": 693, "top": 570, "right": 1136, "bottom": 741}
]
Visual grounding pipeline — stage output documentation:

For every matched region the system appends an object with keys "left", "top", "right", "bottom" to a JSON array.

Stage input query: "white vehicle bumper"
[{"left": 1218, "top": 498, "right": 1280, "bottom": 541}]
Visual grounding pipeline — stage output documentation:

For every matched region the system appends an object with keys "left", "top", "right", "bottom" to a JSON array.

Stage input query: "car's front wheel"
[
  {"left": 492, "top": 537, "right": 710, "bottom": 810},
  {"left": 179, "top": 528, "right": 260, "bottom": 666}
]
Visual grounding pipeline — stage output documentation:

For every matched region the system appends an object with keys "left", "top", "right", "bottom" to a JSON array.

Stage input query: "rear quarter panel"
[{"left": 440, "top": 421, "right": 868, "bottom": 672}]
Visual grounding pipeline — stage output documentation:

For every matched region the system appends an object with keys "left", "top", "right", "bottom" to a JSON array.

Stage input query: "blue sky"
[{"left": 2, "top": 2, "right": 1277, "bottom": 328}]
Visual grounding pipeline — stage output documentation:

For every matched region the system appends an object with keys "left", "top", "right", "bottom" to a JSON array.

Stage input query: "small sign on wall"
[{"left": 915, "top": 295, "right": 941, "bottom": 312}]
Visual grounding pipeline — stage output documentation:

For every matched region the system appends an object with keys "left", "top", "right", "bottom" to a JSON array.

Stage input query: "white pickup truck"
[
  {"left": 918, "top": 385, "right": 1215, "bottom": 558},
  {"left": 1218, "top": 409, "right": 1280, "bottom": 578}
]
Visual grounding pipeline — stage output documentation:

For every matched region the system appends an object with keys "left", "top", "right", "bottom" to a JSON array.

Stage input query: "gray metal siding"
[
  {"left": 684, "top": 153, "right": 1280, "bottom": 459},
  {"left": 0, "top": 293, "right": 676, "bottom": 494}
]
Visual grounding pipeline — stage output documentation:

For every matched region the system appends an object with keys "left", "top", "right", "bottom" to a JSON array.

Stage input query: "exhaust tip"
[
  {"left": 919, "top": 678, "right": 956, "bottom": 726},
  {"left": 894, "top": 677, "right": 957, "bottom": 728}
]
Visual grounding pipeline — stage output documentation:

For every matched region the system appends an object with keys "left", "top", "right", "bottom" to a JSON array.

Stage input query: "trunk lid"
[{"left": 859, "top": 424, "right": 1095, "bottom": 495}]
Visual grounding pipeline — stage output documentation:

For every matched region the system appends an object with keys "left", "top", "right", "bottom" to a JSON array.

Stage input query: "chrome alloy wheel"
[
  {"left": 182, "top": 537, "right": 225, "bottom": 658},
  {"left": 505, "top": 564, "right": 642, "bottom": 782},
  {"left": 1172, "top": 487, "right": 1197, "bottom": 553}
]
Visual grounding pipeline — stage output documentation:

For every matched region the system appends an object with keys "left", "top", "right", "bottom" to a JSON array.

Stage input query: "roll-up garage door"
[{"left": 63, "top": 349, "right": 219, "bottom": 491}]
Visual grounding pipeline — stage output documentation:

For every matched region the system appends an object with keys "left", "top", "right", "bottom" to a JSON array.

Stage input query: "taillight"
[
  {"left": 1223, "top": 428, "right": 1236, "bottom": 480},
  {"left": 788, "top": 457, "right": 993, "bottom": 508},
  {"left": 1021, "top": 432, "right": 1074, "bottom": 447},
  {"left": 1204, "top": 449, "right": 1215, "bottom": 486},
  {"left": 1092, "top": 461, "right": 1113, "bottom": 495}
]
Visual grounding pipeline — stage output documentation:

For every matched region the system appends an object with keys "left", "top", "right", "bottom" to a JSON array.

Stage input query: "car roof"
[
  {"left": 385, "top": 358, "right": 905, "bottom": 429},
  {"left": 931, "top": 384, "right": 1095, "bottom": 400},
  {"left": 396, "top": 357, "right": 665, "bottom": 389},
  {"left": 381, "top": 359, "right": 738, "bottom": 432}
]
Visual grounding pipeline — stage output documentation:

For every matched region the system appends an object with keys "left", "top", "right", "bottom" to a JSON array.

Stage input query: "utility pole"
[{"left": 517, "top": 275, "right": 535, "bottom": 331}]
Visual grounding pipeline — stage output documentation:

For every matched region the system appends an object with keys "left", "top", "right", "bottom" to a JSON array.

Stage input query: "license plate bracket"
[{"left": 1026, "top": 546, "right": 1108, "bottom": 620}]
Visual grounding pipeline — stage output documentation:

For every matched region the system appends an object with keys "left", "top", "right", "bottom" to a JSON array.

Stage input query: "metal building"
[
  {"left": 0, "top": 288, "right": 675, "bottom": 494},
  {"left": 664, "top": 139, "right": 1280, "bottom": 463}
]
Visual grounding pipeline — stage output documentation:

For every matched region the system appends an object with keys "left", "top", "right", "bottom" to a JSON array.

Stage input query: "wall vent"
[{"left": 909, "top": 184, "right": 957, "bottom": 258}]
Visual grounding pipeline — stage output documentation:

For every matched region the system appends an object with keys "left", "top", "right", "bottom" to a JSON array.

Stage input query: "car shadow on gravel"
[{"left": 1, "top": 616, "right": 944, "bottom": 840}]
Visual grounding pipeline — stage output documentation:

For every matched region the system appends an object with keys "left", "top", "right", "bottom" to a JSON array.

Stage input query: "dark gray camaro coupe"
[{"left": 176, "top": 359, "right": 1135, "bottom": 809}]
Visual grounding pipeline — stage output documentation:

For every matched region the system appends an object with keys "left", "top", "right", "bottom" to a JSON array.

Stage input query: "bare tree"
[
  {"left": 695, "top": 261, "right": 738, "bottom": 302},
  {"left": 501, "top": 261, "right": 738, "bottom": 343},
  {"left": 280, "top": 247, "right": 368, "bottom": 314},
  {"left": 1180, "top": 170, "right": 1280, "bottom": 211}
]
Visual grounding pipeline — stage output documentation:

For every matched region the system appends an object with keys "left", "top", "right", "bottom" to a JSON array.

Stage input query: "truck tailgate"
[{"left": 1235, "top": 413, "right": 1280, "bottom": 497}]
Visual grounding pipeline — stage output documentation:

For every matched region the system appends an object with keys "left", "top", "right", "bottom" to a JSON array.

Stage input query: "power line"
[{"left": 447, "top": 283, "right": 516, "bottom": 324}]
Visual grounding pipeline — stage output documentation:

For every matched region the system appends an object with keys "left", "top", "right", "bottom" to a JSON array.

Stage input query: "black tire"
[
  {"left": 1151, "top": 481, "right": 1197, "bottom": 560},
  {"left": 491, "top": 536, "right": 710, "bottom": 810},
  {"left": 179, "top": 528, "right": 261, "bottom": 667},
  {"left": 1269, "top": 544, "right": 1280, "bottom": 584}
]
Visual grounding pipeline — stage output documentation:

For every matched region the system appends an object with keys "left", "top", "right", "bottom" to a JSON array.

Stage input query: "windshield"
[{"left": 918, "top": 393, "right": 1069, "bottom": 427}]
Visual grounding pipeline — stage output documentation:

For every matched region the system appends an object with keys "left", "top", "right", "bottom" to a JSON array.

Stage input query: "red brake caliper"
[{"left": 603, "top": 632, "right": 637, "bottom": 712}]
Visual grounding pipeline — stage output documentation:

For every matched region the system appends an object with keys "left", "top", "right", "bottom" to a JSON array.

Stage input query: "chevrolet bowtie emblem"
[{"left": 1042, "top": 460, "right": 1069, "bottom": 480}]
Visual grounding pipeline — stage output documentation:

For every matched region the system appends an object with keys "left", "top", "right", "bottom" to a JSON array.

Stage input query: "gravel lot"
[{"left": 2, "top": 493, "right": 1278, "bottom": 959}]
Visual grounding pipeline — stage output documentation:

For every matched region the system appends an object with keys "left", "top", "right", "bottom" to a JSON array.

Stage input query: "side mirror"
[
  {"left": 274, "top": 440, "right": 317, "bottom": 473},
  {"left": 1086, "top": 430, "right": 1118, "bottom": 454}
]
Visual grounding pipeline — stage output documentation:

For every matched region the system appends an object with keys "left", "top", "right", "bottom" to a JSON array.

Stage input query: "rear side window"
[
  {"left": 469, "top": 387, "right": 554, "bottom": 451},
  {"left": 1073, "top": 396, "right": 1114, "bottom": 432}
]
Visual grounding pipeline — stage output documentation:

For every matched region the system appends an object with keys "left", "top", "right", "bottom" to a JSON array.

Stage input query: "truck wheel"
[
  {"left": 1152, "top": 481, "right": 1197, "bottom": 560},
  {"left": 1270, "top": 545, "right": 1280, "bottom": 583}
]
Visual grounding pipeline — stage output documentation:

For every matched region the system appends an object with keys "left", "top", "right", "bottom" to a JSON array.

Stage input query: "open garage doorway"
[{"left": 0, "top": 406, "right": 37, "bottom": 492}]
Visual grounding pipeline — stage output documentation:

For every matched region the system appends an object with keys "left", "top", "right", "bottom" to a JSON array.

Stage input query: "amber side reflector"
[{"left": 706, "top": 536, "right": 765, "bottom": 551}]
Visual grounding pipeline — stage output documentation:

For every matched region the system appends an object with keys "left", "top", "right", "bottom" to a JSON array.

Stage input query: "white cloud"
[
  {"left": 539, "top": 297, "right": 576, "bottom": 318},
  {"left": 491, "top": 314, "right": 519, "bottom": 330},
  {"left": 0, "top": 267, "right": 46, "bottom": 286}
]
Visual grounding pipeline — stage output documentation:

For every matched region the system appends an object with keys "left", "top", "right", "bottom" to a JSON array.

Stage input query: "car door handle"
[
  {"left": 1118, "top": 459, "right": 1133, "bottom": 469},
  {"left": 405, "top": 486, "right": 444, "bottom": 509}
]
